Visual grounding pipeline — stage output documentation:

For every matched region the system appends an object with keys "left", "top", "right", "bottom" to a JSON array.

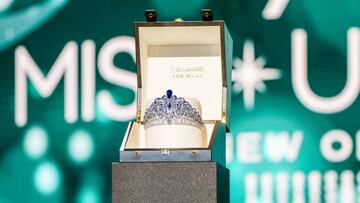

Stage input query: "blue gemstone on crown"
[
  {"left": 143, "top": 90, "right": 202, "bottom": 129},
  {"left": 166, "top": 89, "right": 173, "bottom": 98}
]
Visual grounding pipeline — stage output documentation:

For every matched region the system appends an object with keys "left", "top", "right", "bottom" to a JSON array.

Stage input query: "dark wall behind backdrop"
[{"left": 0, "top": 0, "right": 360, "bottom": 202}]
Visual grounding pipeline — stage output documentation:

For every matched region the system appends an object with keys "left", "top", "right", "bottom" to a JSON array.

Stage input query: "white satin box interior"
[{"left": 119, "top": 20, "right": 233, "bottom": 165}]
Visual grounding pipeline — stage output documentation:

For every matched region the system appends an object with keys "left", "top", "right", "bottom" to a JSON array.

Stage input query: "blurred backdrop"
[{"left": 0, "top": 0, "right": 360, "bottom": 202}]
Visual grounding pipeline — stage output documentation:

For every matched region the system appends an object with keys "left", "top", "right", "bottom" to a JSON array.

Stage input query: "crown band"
[{"left": 143, "top": 90, "right": 203, "bottom": 129}]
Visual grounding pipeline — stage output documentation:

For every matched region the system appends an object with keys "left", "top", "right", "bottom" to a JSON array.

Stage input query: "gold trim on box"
[
  {"left": 221, "top": 112, "right": 226, "bottom": 123},
  {"left": 136, "top": 111, "right": 141, "bottom": 122}
]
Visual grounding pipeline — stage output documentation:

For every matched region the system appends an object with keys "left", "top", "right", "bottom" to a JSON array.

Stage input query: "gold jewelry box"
[{"left": 119, "top": 20, "right": 233, "bottom": 166}]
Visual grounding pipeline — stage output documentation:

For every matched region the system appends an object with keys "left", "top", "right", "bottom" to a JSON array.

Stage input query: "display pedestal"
[{"left": 112, "top": 162, "right": 229, "bottom": 203}]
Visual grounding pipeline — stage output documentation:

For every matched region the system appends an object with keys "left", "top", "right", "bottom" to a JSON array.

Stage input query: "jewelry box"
[{"left": 119, "top": 19, "right": 233, "bottom": 165}]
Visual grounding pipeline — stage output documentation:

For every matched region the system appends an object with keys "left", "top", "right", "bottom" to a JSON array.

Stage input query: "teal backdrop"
[{"left": 0, "top": 0, "right": 360, "bottom": 202}]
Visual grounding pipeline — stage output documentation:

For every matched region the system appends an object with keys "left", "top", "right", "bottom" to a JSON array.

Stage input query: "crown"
[{"left": 143, "top": 90, "right": 203, "bottom": 129}]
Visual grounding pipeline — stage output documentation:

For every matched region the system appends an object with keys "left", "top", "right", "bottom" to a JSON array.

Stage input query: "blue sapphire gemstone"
[{"left": 166, "top": 89, "right": 173, "bottom": 98}]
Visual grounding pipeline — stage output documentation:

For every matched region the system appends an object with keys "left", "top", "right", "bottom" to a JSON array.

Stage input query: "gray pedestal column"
[{"left": 112, "top": 162, "right": 229, "bottom": 203}]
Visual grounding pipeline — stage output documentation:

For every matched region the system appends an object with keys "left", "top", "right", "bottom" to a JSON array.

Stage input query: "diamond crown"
[{"left": 143, "top": 90, "right": 203, "bottom": 129}]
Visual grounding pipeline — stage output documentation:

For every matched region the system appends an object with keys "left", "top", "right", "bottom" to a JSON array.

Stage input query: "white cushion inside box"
[
  {"left": 123, "top": 122, "right": 216, "bottom": 149},
  {"left": 144, "top": 97, "right": 206, "bottom": 148}
]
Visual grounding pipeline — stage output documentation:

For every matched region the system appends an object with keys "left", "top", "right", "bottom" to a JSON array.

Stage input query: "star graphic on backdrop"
[{"left": 232, "top": 40, "right": 282, "bottom": 110}]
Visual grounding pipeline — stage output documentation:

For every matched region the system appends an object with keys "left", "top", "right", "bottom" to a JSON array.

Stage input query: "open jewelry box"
[{"left": 119, "top": 20, "right": 233, "bottom": 166}]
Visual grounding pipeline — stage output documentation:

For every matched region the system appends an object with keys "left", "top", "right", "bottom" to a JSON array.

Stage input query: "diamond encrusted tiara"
[{"left": 143, "top": 90, "right": 203, "bottom": 129}]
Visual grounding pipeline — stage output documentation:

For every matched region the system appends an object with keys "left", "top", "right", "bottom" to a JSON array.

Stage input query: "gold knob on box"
[{"left": 174, "top": 18, "right": 184, "bottom": 22}]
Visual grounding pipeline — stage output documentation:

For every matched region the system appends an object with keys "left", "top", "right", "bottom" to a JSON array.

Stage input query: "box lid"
[{"left": 135, "top": 20, "right": 232, "bottom": 130}]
